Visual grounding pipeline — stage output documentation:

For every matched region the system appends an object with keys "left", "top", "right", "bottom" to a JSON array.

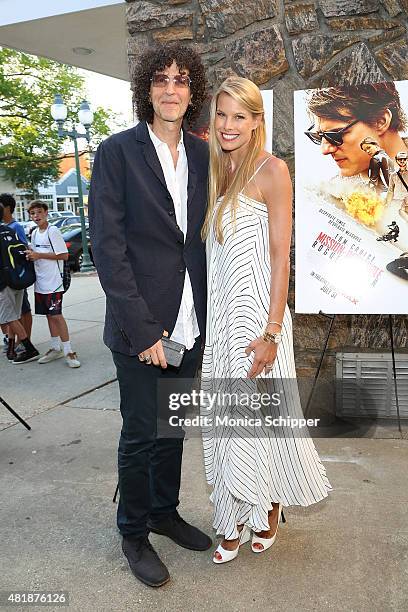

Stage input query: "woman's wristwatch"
[
  {"left": 263, "top": 319, "right": 282, "bottom": 344},
  {"left": 263, "top": 330, "right": 282, "bottom": 344}
]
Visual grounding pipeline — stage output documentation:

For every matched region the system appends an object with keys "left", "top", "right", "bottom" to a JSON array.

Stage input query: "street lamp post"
[{"left": 51, "top": 94, "right": 94, "bottom": 272}]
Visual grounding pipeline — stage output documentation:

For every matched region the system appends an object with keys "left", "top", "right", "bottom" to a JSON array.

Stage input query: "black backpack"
[{"left": 0, "top": 223, "right": 36, "bottom": 290}]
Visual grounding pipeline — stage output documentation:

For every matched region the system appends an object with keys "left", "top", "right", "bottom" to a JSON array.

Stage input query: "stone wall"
[{"left": 125, "top": 0, "right": 408, "bottom": 406}]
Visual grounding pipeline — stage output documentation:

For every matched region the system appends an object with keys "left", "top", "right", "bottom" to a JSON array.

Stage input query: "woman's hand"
[{"left": 245, "top": 337, "right": 278, "bottom": 378}]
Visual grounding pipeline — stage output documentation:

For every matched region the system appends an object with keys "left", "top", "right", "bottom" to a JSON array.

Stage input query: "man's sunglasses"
[
  {"left": 150, "top": 73, "right": 191, "bottom": 88},
  {"left": 304, "top": 119, "right": 359, "bottom": 146}
]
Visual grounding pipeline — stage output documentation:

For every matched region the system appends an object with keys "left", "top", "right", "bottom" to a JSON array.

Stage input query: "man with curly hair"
[{"left": 88, "top": 43, "right": 210, "bottom": 587}]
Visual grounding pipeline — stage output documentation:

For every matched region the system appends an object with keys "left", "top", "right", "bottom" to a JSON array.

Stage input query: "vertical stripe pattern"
[{"left": 201, "top": 194, "right": 332, "bottom": 539}]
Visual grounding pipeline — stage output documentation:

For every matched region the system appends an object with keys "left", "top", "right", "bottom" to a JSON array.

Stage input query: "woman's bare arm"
[{"left": 245, "top": 155, "right": 293, "bottom": 378}]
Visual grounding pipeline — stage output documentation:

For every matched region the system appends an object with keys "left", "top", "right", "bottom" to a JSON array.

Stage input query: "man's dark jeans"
[{"left": 112, "top": 338, "right": 201, "bottom": 538}]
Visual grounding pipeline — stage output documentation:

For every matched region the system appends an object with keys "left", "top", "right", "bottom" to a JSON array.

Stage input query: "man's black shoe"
[
  {"left": 12, "top": 347, "right": 39, "bottom": 364},
  {"left": 147, "top": 511, "right": 212, "bottom": 551},
  {"left": 122, "top": 536, "right": 170, "bottom": 588}
]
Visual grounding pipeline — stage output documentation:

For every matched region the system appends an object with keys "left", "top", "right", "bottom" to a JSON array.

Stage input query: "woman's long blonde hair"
[{"left": 201, "top": 76, "right": 266, "bottom": 243}]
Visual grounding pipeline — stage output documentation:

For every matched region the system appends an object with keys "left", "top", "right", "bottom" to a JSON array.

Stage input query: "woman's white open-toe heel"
[
  {"left": 251, "top": 503, "right": 286, "bottom": 553},
  {"left": 213, "top": 525, "right": 251, "bottom": 564}
]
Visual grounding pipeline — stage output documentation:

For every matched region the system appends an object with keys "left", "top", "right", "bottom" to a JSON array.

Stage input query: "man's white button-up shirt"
[{"left": 147, "top": 123, "right": 199, "bottom": 350}]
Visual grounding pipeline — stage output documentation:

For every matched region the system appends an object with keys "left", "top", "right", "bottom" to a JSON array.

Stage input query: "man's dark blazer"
[{"left": 88, "top": 121, "right": 208, "bottom": 356}]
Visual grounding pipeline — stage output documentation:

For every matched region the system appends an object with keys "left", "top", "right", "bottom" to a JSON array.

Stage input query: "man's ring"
[
  {"left": 265, "top": 363, "right": 274, "bottom": 369},
  {"left": 145, "top": 355, "right": 152, "bottom": 364}
]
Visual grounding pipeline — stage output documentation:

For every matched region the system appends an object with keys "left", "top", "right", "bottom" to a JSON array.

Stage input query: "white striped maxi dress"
[{"left": 201, "top": 188, "right": 332, "bottom": 540}]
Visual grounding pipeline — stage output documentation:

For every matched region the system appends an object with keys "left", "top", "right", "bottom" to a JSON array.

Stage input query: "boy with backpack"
[
  {"left": 0, "top": 193, "right": 33, "bottom": 349},
  {"left": 26, "top": 200, "right": 80, "bottom": 368},
  {"left": 0, "top": 203, "right": 39, "bottom": 363}
]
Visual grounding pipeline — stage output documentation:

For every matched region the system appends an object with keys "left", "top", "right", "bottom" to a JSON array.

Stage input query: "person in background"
[
  {"left": 25, "top": 200, "right": 80, "bottom": 368},
  {"left": 0, "top": 194, "right": 33, "bottom": 350},
  {"left": 0, "top": 203, "right": 39, "bottom": 363}
]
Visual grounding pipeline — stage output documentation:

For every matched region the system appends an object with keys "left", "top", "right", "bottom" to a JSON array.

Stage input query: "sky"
[
  {"left": 60, "top": 68, "right": 134, "bottom": 153},
  {"left": 78, "top": 68, "right": 134, "bottom": 130}
]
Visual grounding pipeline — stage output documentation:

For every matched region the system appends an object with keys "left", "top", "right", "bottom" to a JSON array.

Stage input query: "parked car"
[
  {"left": 20, "top": 220, "right": 37, "bottom": 238},
  {"left": 50, "top": 215, "right": 88, "bottom": 229},
  {"left": 60, "top": 225, "right": 93, "bottom": 271},
  {"left": 59, "top": 211, "right": 76, "bottom": 217},
  {"left": 48, "top": 211, "right": 62, "bottom": 220}
]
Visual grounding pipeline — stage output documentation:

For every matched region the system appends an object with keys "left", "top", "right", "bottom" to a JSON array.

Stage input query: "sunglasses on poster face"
[
  {"left": 304, "top": 119, "right": 359, "bottom": 146},
  {"left": 150, "top": 73, "right": 191, "bottom": 88}
]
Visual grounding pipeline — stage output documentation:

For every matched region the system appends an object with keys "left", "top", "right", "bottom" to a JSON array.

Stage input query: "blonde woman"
[{"left": 201, "top": 77, "right": 332, "bottom": 564}]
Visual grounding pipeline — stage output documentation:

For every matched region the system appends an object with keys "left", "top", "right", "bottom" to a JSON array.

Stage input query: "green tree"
[{"left": 0, "top": 47, "right": 121, "bottom": 196}]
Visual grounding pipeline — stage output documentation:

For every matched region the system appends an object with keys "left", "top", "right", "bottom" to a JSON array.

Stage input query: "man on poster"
[
  {"left": 88, "top": 43, "right": 211, "bottom": 588},
  {"left": 305, "top": 82, "right": 407, "bottom": 191},
  {"left": 359, "top": 137, "right": 392, "bottom": 191},
  {"left": 385, "top": 151, "right": 408, "bottom": 221}
]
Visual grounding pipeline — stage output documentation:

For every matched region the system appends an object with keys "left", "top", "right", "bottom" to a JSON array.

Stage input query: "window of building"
[{"left": 56, "top": 196, "right": 79, "bottom": 213}]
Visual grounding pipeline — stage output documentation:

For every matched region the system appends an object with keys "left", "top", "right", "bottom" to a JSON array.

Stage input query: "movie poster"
[{"left": 295, "top": 80, "right": 408, "bottom": 314}]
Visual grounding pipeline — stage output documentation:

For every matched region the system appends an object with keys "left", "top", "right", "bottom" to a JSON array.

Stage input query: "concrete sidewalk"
[
  {"left": 1, "top": 276, "right": 407, "bottom": 611},
  {"left": 0, "top": 274, "right": 116, "bottom": 429}
]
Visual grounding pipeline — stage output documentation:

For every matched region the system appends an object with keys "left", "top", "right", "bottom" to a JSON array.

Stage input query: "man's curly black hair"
[{"left": 131, "top": 43, "right": 207, "bottom": 127}]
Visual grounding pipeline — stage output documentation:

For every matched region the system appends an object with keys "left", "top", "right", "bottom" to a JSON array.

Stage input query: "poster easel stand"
[
  {"left": 304, "top": 312, "right": 336, "bottom": 419},
  {"left": 388, "top": 315, "right": 403, "bottom": 436},
  {"left": 0, "top": 395, "right": 31, "bottom": 430},
  {"left": 304, "top": 312, "right": 403, "bottom": 437}
]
